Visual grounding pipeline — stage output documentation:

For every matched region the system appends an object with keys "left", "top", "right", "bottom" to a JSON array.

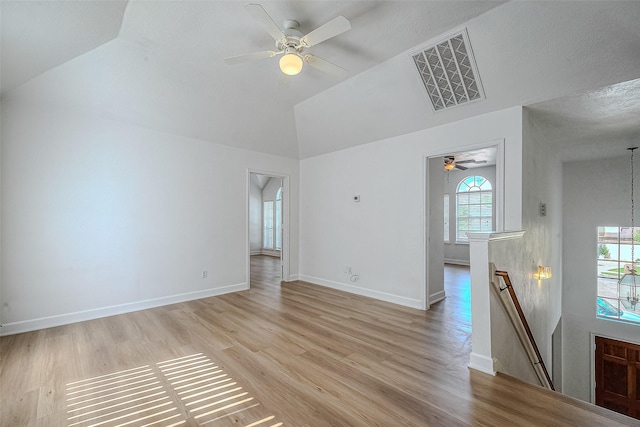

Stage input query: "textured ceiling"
[
  {"left": 527, "top": 78, "right": 640, "bottom": 163},
  {"left": 2, "top": 1, "right": 639, "bottom": 160},
  {"left": 294, "top": 1, "right": 640, "bottom": 158},
  {"left": 447, "top": 147, "right": 497, "bottom": 168}
]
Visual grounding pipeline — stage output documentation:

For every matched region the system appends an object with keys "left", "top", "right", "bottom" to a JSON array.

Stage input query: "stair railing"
[{"left": 492, "top": 266, "right": 554, "bottom": 391}]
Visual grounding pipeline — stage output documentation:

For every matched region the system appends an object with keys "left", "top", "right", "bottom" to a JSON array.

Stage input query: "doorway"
[
  {"left": 247, "top": 171, "right": 290, "bottom": 288},
  {"left": 424, "top": 141, "right": 504, "bottom": 308}
]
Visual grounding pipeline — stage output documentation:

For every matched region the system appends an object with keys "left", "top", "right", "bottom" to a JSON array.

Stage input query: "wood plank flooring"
[{"left": 1, "top": 257, "right": 638, "bottom": 426}]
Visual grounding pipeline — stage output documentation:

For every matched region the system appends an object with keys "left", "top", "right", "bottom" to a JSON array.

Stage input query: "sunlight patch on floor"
[{"left": 66, "top": 353, "right": 281, "bottom": 426}]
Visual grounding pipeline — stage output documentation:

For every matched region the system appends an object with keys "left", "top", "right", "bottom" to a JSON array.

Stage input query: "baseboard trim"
[
  {"left": 250, "top": 250, "right": 262, "bottom": 256},
  {"left": 298, "top": 274, "right": 423, "bottom": 310},
  {"left": 286, "top": 274, "right": 301, "bottom": 282},
  {"left": 429, "top": 290, "right": 446, "bottom": 305},
  {"left": 468, "top": 353, "right": 497, "bottom": 376},
  {"left": 0, "top": 282, "right": 248, "bottom": 336},
  {"left": 444, "top": 258, "right": 470, "bottom": 266}
]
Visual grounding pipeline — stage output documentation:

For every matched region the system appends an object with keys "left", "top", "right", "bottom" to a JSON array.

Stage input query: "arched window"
[{"left": 456, "top": 175, "right": 492, "bottom": 241}]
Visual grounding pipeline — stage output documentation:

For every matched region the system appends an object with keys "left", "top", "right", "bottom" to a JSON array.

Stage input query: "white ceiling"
[
  {"left": 0, "top": 0, "right": 503, "bottom": 159},
  {"left": 447, "top": 147, "right": 497, "bottom": 169},
  {"left": 2, "top": 1, "right": 639, "bottom": 161},
  {"left": 0, "top": 1, "right": 127, "bottom": 92},
  {"left": 294, "top": 1, "right": 640, "bottom": 158},
  {"left": 252, "top": 173, "right": 272, "bottom": 190}
]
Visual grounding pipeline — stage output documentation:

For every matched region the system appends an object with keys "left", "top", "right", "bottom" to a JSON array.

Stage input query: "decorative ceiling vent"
[{"left": 412, "top": 29, "right": 484, "bottom": 112}]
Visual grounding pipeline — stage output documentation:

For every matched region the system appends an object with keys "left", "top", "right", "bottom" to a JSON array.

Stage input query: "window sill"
[{"left": 597, "top": 314, "right": 640, "bottom": 327}]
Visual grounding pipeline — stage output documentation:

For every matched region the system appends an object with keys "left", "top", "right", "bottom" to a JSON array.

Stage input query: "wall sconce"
[{"left": 534, "top": 266, "right": 552, "bottom": 280}]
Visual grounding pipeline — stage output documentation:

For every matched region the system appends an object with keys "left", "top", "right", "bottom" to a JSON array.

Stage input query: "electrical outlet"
[{"left": 202, "top": 270, "right": 208, "bottom": 279}]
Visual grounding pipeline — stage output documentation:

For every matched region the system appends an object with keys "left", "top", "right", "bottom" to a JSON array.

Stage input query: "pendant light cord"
[{"left": 631, "top": 147, "right": 637, "bottom": 272}]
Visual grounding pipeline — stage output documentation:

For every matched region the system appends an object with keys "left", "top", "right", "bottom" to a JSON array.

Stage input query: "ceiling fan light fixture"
[
  {"left": 228, "top": 5, "right": 350, "bottom": 77},
  {"left": 279, "top": 50, "right": 303, "bottom": 75},
  {"left": 444, "top": 163, "right": 455, "bottom": 171}
]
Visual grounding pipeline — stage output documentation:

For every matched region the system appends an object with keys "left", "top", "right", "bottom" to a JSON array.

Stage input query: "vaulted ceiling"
[{"left": 2, "top": 1, "right": 639, "bottom": 160}]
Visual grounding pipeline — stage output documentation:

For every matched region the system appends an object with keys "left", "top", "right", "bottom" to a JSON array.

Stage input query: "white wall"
[
  {"left": 0, "top": 110, "right": 3, "bottom": 318},
  {"left": 249, "top": 175, "right": 262, "bottom": 254},
  {"left": 487, "top": 237, "right": 540, "bottom": 385},
  {"left": 522, "top": 108, "right": 564, "bottom": 375},
  {"left": 562, "top": 156, "right": 640, "bottom": 402},
  {"left": 0, "top": 100, "right": 299, "bottom": 334},
  {"left": 299, "top": 106, "right": 523, "bottom": 309},
  {"left": 443, "top": 165, "right": 496, "bottom": 265},
  {"left": 483, "top": 109, "right": 563, "bottom": 388}
]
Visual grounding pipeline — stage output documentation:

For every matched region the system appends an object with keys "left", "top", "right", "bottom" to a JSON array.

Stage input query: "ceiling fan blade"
[
  {"left": 224, "top": 50, "right": 281, "bottom": 65},
  {"left": 455, "top": 164, "right": 469, "bottom": 171},
  {"left": 245, "top": 4, "right": 286, "bottom": 43},
  {"left": 300, "top": 15, "right": 351, "bottom": 47},
  {"left": 303, "top": 54, "right": 348, "bottom": 77},
  {"left": 456, "top": 159, "right": 488, "bottom": 164}
]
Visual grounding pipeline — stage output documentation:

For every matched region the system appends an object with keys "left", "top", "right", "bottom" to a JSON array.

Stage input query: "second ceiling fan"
[
  {"left": 224, "top": 4, "right": 351, "bottom": 76},
  {"left": 444, "top": 155, "right": 486, "bottom": 171}
]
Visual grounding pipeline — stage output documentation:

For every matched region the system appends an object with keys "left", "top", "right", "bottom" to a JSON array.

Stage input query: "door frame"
[
  {"left": 423, "top": 139, "right": 505, "bottom": 308},
  {"left": 247, "top": 169, "right": 291, "bottom": 287}
]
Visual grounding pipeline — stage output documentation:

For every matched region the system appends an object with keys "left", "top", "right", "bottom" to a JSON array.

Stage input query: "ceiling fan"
[
  {"left": 224, "top": 3, "right": 351, "bottom": 76},
  {"left": 444, "top": 156, "right": 487, "bottom": 171}
]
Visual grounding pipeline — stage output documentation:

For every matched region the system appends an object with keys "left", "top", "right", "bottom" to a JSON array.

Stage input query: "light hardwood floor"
[{"left": 1, "top": 257, "right": 637, "bottom": 426}]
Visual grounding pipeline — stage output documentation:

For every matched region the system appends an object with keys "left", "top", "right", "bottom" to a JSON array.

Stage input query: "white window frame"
[
  {"left": 275, "top": 188, "right": 282, "bottom": 250},
  {"left": 263, "top": 187, "right": 282, "bottom": 251},
  {"left": 596, "top": 226, "right": 640, "bottom": 326},
  {"left": 455, "top": 175, "right": 492, "bottom": 242},
  {"left": 263, "top": 200, "right": 274, "bottom": 249}
]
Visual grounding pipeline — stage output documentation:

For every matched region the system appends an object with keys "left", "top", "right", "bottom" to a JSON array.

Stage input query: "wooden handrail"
[{"left": 494, "top": 269, "right": 555, "bottom": 391}]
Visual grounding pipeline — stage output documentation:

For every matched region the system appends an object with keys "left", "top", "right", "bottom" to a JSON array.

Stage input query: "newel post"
[{"left": 467, "top": 230, "right": 526, "bottom": 375}]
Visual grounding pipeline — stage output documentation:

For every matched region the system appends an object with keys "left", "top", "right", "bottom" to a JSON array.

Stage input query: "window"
[
  {"left": 444, "top": 194, "right": 450, "bottom": 243},
  {"left": 263, "top": 187, "right": 282, "bottom": 251},
  {"left": 263, "top": 201, "right": 274, "bottom": 248},
  {"left": 275, "top": 188, "right": 282, "bottom": 250},
  {"left": 596, "top": 226, "right": 640, "bottom": 325},
  {"left": 456, "top": 175, "right": 492, "bottom": 241}
]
